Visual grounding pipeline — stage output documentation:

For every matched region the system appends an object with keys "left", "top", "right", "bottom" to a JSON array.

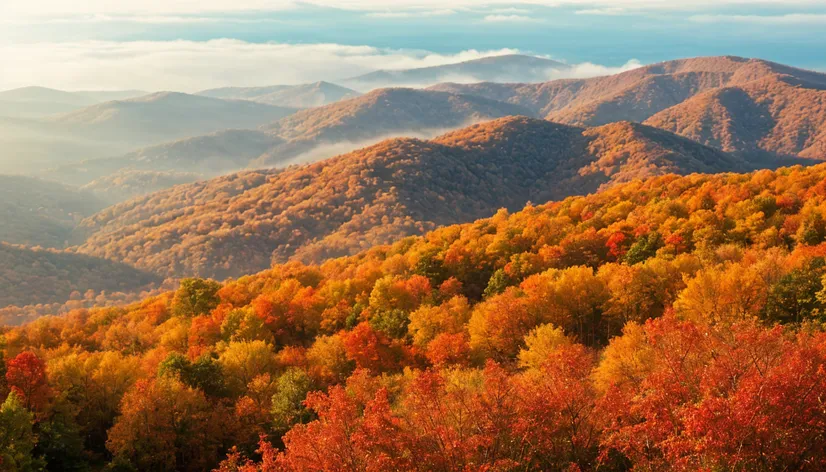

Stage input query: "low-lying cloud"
[{"left": 0, "top": 40, "right": 643, "bottom": 92}]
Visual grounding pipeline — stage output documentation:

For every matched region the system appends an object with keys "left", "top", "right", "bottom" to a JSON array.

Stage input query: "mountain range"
[
  {"left": 430, "top": 56, "right": 826, "bottom": 159},
  {"left": 3, "top": 54, "right": 826, "bottom": 310},
  {"left": 70, "top": 116, "right": 748, "bottom": 279},
  {"left": 40, "top": 88, "right": 533, "bottom": 194}
]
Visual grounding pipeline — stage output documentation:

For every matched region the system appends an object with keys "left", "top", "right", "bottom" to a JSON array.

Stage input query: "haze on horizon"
[{"left": 1, "top": 0, "right": 825, "bottom": 92}]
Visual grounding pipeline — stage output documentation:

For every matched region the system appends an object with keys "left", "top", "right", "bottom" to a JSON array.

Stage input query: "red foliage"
[{"left": 5, "top": 351, "right": 50, "bottom": 411}]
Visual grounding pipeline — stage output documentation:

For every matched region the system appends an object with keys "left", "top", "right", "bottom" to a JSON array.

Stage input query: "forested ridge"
[
  {"left": 71, "top": 117, "right": 749, "bottom": 280},
  {"left": 5, "top": 163, "right": 826, "bottom": 470},
  {"left": 432, "top": 56, "right": 826, "bottom": 159}
]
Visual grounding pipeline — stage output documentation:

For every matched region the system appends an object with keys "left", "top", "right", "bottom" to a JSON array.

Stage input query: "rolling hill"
[
  {"left": 344, "top": 54, "right": 569, "bottom": 90},
  {"left": 0, "top": 86, "right": 147, "bottom": 118},
  {"left": 72, "top": 116, "right": 749, "bottom": 279},
  {"left": 39, "top": 88, "right": 533, "bottom": 191},
  {"left": 644, "top": 75, "right": 826, "bottom": 159},
  {"left": 198, "top": 81, "right": 361, "bottom": 108},
  {"left": 431, "top": 56, "right": 826, "bottom": 160},
  {"left": 0, "top": 175, "right": 105, "bottom": 248},
  {"left": 430, "top": 57, "right": 821, "bottom": 122},
  {"left": 49, "top": 92, "right": 296, "bottom": 144},
  {"left": 0, "top": 242, "right": 161, "bottom": 308}
]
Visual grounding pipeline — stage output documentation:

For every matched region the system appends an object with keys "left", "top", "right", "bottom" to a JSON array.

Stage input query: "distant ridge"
[
  {"left": 344, "top": 54, "right": 569, "bottom": 90},
  {"left": 198, "top": 81, "right": 361, "bottom": 108},
  {"left": 431, "top": 56, "right": 826, "bottom": 159}
]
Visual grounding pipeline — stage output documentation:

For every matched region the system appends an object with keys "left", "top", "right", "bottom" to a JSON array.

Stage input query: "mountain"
[
  {"left": 0, "top": 175, "right": 105, "bottom": 248},
  {"left": 644, "top": 75, "right": 826, "bottom": 159},
  {"left": 72, "top": 116, "right": 748, "bottom": 279},
  {"left": 198, "top": 81, "right": 361, "bottom": 108},
  {"left": 0, "top": 92, "right": 296, "bottom": 175},
  {"left": 0, "top": 242, "right": 161, "bottom": 308},
  {"left": 252, "top": 87, "right": 535, "bottom": 167},
  {"left": 39, "top": 88, "right": 532, "bottom": 191},
  {"left": 344, "top": 54, "right": 569, "bottom": 91},
  {"left": 80, "top": 170, "right": 203, "bottom": 204},
  {"left": 429, "top": 56, "right": 823, "bottom": 126},
  {"left": 48, "top": 92, "right": 297, "bottom": 144},
  {"left": 0, "top": 86, "right": 146, "bottom": 118},
  {"left": 41, "top": 129, "right": 280, "bottom": 189}
]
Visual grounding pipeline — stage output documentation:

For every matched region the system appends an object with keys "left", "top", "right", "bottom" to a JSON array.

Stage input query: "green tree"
[
  {"left": 172, "top": 278, "right": 222, "bottom": 317},
  {"left": 271, "top": 368, "right": 314, "bottom": 433},
  {"left": 0, "top": 392, "right": 44, "bottom": 472}
]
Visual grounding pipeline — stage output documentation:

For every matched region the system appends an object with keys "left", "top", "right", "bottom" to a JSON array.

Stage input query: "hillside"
[
  {"left": 0, "top": 175, "right": 105, "bottom": 248},
  {"left": 72, "top": 117, "right": 747, "bottom": 279},
  {"left": 41, "top": 129, "right": 280, "bottom": 189},
  {"left": 0, "top": 242, "right": 161, "bottom": 308},
  {"left": 430, "top": 56, "right": 826, "bottom": 129},
  {"left": 49, "top": 92, "right": 297, "bottom": 144},
  {"left": 645, "top": 75, "right": 826, "bottom": 159},
  {"left": 6, "top": 162, "right": 826, "bottom": 471},
  {"left": 80, "top": 170, "right": 203, "bottom": 204},
  {"left": 198, "top": 81, "right": 361, "bottom": 108},
  {"left": 344, "top": 54, "right": 569, "bottom": 90},
  {"left": 39, "top": 88, "right": 533, "bottom": 190},
  {"left": 0, "top": 86, "right": 147, "bottom": 118},
  {"left": 252, "top": 87, "right": 535, "bottom": 167}
]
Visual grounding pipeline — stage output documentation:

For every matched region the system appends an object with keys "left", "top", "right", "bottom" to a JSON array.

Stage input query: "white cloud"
[
  {"left": 575, "top": 7, "right": 628, "bottom": 15},
  {"left": 690, "top": 13, "right": 826, "bottom": 24},
  {"left": 0, "top": 39, "right": 643, "bottom": 92},
  {"left": 483, "top": 14, "right": 544, "bottom": 23},
  {"left": 489, "top": 7, "right": 532, "bottom": 14},
  {"left": 366, "top": 9, "right": 456, "bottom": 18}
]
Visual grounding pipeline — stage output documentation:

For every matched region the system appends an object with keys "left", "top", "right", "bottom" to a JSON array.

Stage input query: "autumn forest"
[{"left": 3, "top": 46, "right": 826, "bottom": 472}]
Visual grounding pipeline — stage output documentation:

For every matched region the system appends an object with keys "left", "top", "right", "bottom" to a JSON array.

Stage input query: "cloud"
[
  {"left": 575, "top": 7, "right": 628, "bottom": 15},
  {"left": 483, "top": 14, "right": 544, "bottom": 23},
  {"left": 488, "top": 7, "right": 532, "bottom": 14},
  {"left": 0, "top": 39, "right": 643, "bottom": 92},
  {"left": 689, "top": 13, "right": 826, "bottom": 24},
  {"left": 365, "top": 9, "right": 456, "bottom": 18}
]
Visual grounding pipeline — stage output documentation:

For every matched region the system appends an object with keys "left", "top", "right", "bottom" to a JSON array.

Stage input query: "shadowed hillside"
[{"left": 0, "top": 175, "right": 105, "bottom": 248}]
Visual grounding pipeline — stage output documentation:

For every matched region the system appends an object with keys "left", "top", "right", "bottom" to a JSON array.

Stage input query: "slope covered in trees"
[
  {"left": 430, "top": 56, "right": 826, "bottom": 154},
  {"left": 0, "top": 242, "right": 161, "bottom": 309},
  {"left": 41, "top": 129, "right": 278, "bottom": 189},
  {"left": 72, "top": 117, "right": 749, "bottom": 279},
  {"left": 0, "top": 175, "right": 105, "bottom": 248},
  {"left": 645, "top": 75, "right": 826, "bottom": 159},
  {"left": 6, "top": 163, "right": 826, "bottom": 470}
]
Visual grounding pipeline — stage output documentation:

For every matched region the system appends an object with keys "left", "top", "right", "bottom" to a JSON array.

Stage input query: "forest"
[{"left": 4, "top": 162, "right": 826, "bottom": 470}]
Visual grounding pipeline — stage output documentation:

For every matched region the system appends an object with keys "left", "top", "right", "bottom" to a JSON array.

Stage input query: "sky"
[{"left": 0, "top": 0, "right": 825, "bottom": 91}]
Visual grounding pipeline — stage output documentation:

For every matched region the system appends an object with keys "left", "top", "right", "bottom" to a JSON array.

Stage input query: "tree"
[
  {"left": 172, "top": 278, "right": 222, "bottom": 317},
  {"left": 517, "top": 323, "right": 573, "bottom": 370},
  {"left": 0, "top": 392, "right": 44, "bottom": 472},
  {"left": 5, "top": 351, "right": 49, "bottom": 411},
  {"left": 106, "top": 377, "right": 226, "bottom": 472},
  {"left": 271, "top": 368, "right": 314, "bottom": 432},
  {"left": 218, "top": 341, "right": 277, "bottom": 396}
]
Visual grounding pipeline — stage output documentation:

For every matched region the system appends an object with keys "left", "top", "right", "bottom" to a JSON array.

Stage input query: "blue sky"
[{"left": 1, "top": 1, "right": 825, "bottom": 91}]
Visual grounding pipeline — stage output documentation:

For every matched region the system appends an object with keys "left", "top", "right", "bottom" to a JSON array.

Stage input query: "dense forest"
[
  {"left": 72, "top": 117, "right": 748, "bottom": 280},
  {"left": 432, "top": 56, "right": 826, "bottom": 159},
  {"left": 5, "top": 162, "right": 826, "bottom": 470}
]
